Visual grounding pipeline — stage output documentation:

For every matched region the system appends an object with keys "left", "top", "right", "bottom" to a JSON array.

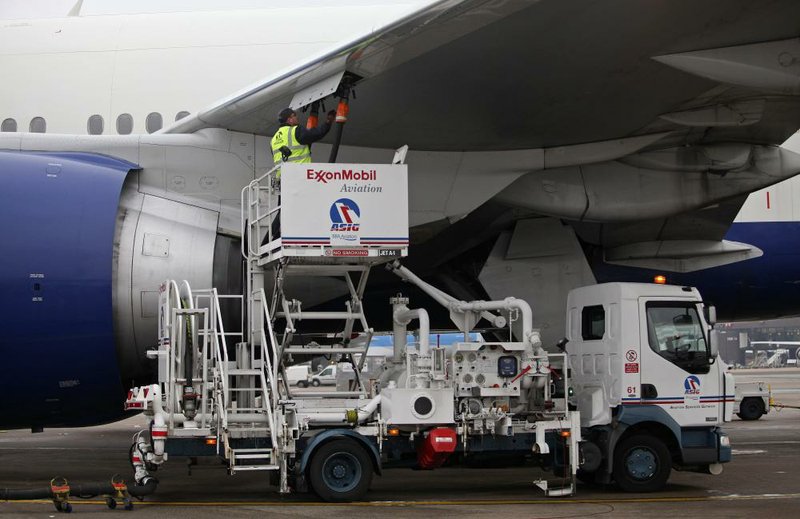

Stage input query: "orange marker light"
[
  {"left": 654, "top": 275, "right": 667, "bottom": 284},
  {"left": 205, "top": 437, "right": 217, "bottom": 446},
  {"left": 559, "top": 430, "right": 571, "bottom": 438},
  {"left": 388, "top": 428, "right": 400, "bottom": 437}
]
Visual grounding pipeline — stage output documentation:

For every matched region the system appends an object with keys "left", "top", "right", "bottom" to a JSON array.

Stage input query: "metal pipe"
[
  {"left": 392, "top": 323, "right": 407, "bottom": 363},
  {"left": 394, "top": 307, "right": 430, "bottom": 357},
  {"left": 453, "top": 297, "right": 534, "bottom": 343},
  {"left": 392, "top": 298, "right": 408, "bottom": 363},
  {"left": 387, "top": 262, "right": 506, "bottom": 329},
  {"left": 303, "top": 395, "right": 381, "bottom": 424},
  {"left": 278, "top": 311, "right": 363, "bottom": 320}
]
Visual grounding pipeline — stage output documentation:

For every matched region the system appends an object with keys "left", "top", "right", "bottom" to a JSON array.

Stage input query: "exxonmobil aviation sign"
[
  {"left": 281, "top": 163, "right": 408, "bottom": 248},
  {"left": 306, "top": 168, "right": 377, "bottom": 184}
]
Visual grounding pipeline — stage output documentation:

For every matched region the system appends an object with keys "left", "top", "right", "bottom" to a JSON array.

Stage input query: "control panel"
[{"left": 452, "top": 343, "right": 526, "bottom": 397}]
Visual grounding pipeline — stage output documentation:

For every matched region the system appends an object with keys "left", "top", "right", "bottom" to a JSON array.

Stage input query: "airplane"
[{"left": 4, "top": 0, "right": 800, "bottom": 430}]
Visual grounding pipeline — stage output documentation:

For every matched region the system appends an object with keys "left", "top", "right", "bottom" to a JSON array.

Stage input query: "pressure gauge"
[{"left": 498, "top": 356, "right": 518, "bottom": 377}]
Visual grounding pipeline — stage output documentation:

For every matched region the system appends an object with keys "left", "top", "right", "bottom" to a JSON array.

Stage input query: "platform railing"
[{"left": 241, "top": 163, "right": 281, "bottom": 260}]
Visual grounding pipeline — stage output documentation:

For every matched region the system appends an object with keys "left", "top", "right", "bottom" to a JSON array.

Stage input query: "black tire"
[
  {"left": 297, "top": 380, "right": 308, "bottom": 388},
  {"left": 613, "top": 434, "right": 671, "bottom": 493},
  {"left": 737, "top": 398, "right": 764, "bottom": 421},
  {"left": 311, "top": 379, "right": 321, "bottom": 387},
  {"left": 308, "top": 439, "right": 373, "bottom": 502}
]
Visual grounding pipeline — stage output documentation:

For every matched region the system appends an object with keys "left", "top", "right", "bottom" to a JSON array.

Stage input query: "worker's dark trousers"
[{"left": 266, "top": 193, "right": 280, "bottom": 243}]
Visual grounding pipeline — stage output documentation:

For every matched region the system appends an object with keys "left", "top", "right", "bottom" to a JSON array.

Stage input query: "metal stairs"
[
  {"left": 148, "top": 160, "right": 408, "bottom": 493},
  {"left": 228, "top": 448, "right": 278, "bottom": 472}
]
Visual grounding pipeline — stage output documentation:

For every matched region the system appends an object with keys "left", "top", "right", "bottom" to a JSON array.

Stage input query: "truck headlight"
[{"left": 719, "top": 435, "right": 731, "bottom": 448}]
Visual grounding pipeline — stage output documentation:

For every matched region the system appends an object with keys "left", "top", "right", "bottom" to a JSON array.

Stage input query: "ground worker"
[
  {"left": 267, "top": 107, "right": 335, "bottom": 241},
  {"left": 271, "top": 107, "right": 336, "bottom": 176}
]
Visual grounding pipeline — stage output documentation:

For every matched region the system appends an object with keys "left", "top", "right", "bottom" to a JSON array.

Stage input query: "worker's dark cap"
[{"left": 278, "top": 108, "right": 295, "bottom": 124}]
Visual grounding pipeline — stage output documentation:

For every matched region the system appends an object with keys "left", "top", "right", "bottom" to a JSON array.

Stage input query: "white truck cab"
[{"left": 567, "top": 282, "right": 732, "bottom": 491}]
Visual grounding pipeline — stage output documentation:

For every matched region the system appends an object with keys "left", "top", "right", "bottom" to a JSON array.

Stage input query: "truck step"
[{"left": 231, "top": 465, "right": 279, "bottom": 472}]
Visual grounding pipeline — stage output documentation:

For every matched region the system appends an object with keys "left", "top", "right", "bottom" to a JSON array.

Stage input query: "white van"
[{"left": 285, "top": 365, "right": 311, "bottom": 386}]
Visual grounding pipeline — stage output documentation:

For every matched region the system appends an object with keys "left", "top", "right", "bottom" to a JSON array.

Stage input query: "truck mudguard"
[{"left": 299, "top": 429, "right": 382, "bottom": 475}]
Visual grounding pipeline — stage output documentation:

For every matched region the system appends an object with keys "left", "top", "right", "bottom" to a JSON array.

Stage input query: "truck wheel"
[
  {"left": 737, "top": 398, "right": 764, "bottom": 421},
  {"left": 308, "top": 439, "right": 373, "bottom": 502},
  {"left": 311, "top": 379, "right": 321, "bottom": 387},
  {"left": 613, "top": 434, "right": 671, "bottom": 492},
  {"left": 297, "top": 380, "right": 308, "bottom": 388}
]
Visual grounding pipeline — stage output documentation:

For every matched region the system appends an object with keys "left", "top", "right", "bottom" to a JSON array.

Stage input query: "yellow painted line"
[{"left": 4, "top": 493, "right": 800, "bottom": 508}]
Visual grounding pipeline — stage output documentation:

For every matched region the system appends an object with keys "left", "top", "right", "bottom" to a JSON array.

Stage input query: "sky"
[{"left": 0, "top": 0, "right": 428, "bottom": 19}]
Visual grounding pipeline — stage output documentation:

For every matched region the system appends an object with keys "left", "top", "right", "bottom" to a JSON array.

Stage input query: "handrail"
[
  {"left": 259, "top": 371, "right": 278, "bottom": 449},
  {"left": 241, "top": 162, "right": 282, "bottom": 261},
  {"left": 210, "top": 288, "right": 231, "bottom": 418},
  {"left": 164, "top": 280, "right": 183, "bottom": 425},
  {"left": 258, "top": 289, "right": 280, "bottom": 406}
]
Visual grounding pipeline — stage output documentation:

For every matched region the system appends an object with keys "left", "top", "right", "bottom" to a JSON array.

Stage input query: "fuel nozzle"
[{"left": 306, "top": 101, "right": 320, "bottom": 129}]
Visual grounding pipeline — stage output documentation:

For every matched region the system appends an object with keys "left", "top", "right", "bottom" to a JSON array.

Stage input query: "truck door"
[{"left": 638, "top": 299, "right": 721, "bottom": 427}]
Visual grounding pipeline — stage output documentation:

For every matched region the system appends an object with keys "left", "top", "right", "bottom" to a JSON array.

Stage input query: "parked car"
[{"left": 305, "top": 364, "right": 338, "bottom": 387}]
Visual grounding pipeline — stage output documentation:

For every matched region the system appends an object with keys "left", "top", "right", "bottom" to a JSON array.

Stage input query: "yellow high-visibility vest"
[{"left": 271, "top": 125, "right": 311, "bottom": 178}]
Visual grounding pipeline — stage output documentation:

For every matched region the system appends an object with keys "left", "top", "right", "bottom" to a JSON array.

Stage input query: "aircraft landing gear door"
[{"left": 638, "top": 299, "right": 721, "bottom": 428}]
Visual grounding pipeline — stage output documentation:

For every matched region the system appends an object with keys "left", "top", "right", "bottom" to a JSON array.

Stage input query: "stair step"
[
  {"left": 290, "top": 391, "right": 365, "bottom": 398},
  {"left": 232, "top": 448, "right": 274, "bottom": 453},
  {"left": 234, "top": 453, "right": 272, "bottom": 460},
  {"left": 229, "top": 369, "right": 263, "bottom": 376}
]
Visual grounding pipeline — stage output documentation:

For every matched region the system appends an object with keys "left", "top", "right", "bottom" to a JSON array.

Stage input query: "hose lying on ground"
[{"left": 0, "top": 476, "right": 157, "bottom": 501}]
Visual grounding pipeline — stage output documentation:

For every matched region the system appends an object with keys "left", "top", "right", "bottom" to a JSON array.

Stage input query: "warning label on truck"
[
  {"left": 328, "top": 249, "right": 369, "bottom": 257},
  {"left": 624, "top": 363, "right": 639, "bottom": 373}
]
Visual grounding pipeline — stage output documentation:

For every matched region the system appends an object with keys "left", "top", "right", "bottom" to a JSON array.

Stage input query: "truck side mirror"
[
  {"left": 556, "top": 337, "right": 569, "bottom": 352},
  {"left": 709, "top": 329, "right": 719, "bottom": 360},
  {"left": 706, "top": 305, "right": 717, "bottom": 326}
]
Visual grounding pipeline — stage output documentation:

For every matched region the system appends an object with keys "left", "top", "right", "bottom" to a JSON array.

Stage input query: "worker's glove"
[{"left": 326, "top": 110, "right": 336, "bottom": 124}]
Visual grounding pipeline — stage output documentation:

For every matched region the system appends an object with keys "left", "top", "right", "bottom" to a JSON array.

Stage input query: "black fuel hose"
[
  {"left": 1, "top": 477, "right": 158, "bottom": 501},
  {"left": 328, "top": 120, "right": 345, "bottom": 163}
]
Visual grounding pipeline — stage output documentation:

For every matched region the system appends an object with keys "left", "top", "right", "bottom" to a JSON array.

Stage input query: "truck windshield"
[{"left": 645, "top": 302, "right": 710, "bottom": 374}]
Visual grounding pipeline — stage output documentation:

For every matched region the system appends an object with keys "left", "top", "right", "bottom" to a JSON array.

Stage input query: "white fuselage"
[{"left": 0, "top": 3, "right": 422, "bottom": 134}]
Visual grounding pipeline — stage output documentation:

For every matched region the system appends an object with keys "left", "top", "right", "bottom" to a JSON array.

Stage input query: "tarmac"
[{"left": 1, "top": 368, "right": 799, "bottom": 518}]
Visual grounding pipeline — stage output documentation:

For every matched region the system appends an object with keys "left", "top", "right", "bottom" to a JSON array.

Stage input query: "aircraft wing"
[
  {"left": 163, "top": 0, "right": 800, "bottom": 152},
  {"left": 163, "top": 0, "right": 800, "bottom": 271},
  {"left": 163, "top": 0, "right": 532, "bottom": 140}
]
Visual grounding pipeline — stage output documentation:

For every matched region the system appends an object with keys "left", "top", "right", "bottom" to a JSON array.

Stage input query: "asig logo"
[
  {"left": 684, "top": 375, "right": 701, "bottom": 395},
  {"left": 330, "top": 198, "right": 360, "bottom": 232}
]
